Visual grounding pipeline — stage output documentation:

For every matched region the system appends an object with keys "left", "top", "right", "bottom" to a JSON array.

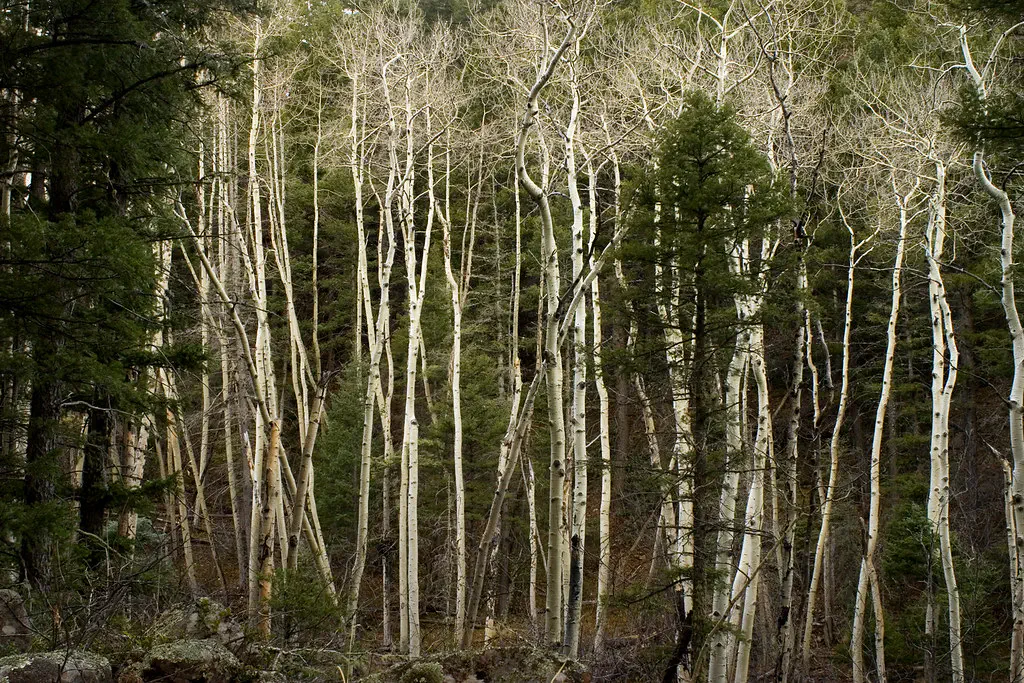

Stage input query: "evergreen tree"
[{"left": 0, "top": 0, "right": 253, "bottom": 589}]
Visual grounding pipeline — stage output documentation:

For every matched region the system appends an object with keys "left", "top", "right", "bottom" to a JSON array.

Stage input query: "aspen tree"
[
  {"left": 461, "top": 13, "right": 629, "bottom": 641},
  {"left": 802, "top": 190, "right": 880, "bottom": 673},
  {"left": 746, "top": 9, "right": 811, "bottom": 674},
  {"left": 256, "top": 421, "right": 281, "bottom": 639},
  {"left": 211, "top": 98, "right": 249, "bottom": 589},
  {"left": 345, "top": 41, "right": 399, "bottom": 647},
  {"left": 515, "top": 169, "right": 539, "bottom": 636},
  {"left": 117, "top": 241, "right": 171, "bottom": 543},
  {"left": 179, "top": 195, "right": 335, "bottom": 625},
  {"left": 485, "top": 5, "right": 579, "bottom": 644},
  {"left": 716, "top": 231, "right": 779, "bottom": 683},
  {"left": 851, "top": 176, "right": 914, "bottom": 683},
  {"left": 437, "top": 130, "right": 480, "bottom": 644},
  {"left": 538, "top": 81, "right": 570, "bottom": 651},
  {"left": 588, "top": 148, "right": 613, "bottom": 654},
  {"left": 730, "top": 325, "right": 770, "bottom": 683},
  {"left": 392, "top": 47, "right": 438, "bottom": 654},
  {"left": 961, "top": 27, "right": 1024, "bottom": 679},
  {"left": 922, "top": 156, "right": 964, "bottom": 683},
  {"left": 160, "top": 362, "right": 198, "bottom": 597},
  {"left": 564, "top": 36, "right": 588, "bottom": 658},
  {"left": 241, "top": 19, "right": 277, "bottom": 622}
]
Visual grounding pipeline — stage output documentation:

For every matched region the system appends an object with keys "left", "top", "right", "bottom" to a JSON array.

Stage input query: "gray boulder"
[
  {"left": 0, "top": 650, "right": 112, "bottom": 683},
  {"left": 151, "top": 599, "right": 243, "bottom": 650},
  {"left": 0, "top": 590, "right": 31, "bottom": 651},
  {"left": 117, "top": 638, "right": 241, "bottom": 683}
]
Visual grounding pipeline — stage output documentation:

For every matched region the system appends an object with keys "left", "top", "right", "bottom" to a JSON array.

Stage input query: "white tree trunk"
[
  {"left": 730, "top": 323, "right": 771, "bottom": 683},
  {"left": 923, "top": 159, "right": 964, "bottom": 683},
  {"left": 256, "top": 421, "right": 281, "bottom": 639},
  {"left": 564, "top": 44, "right": 588, "bottom": 658},
  {"left": 707, "top": 303, "right": 752, "bottom": 683},
  {"left": 974, "top": 150, "right": 1024, "bottom": 680},
  {"left": 960, "top": 30, "right": 1024, "bottom": 677},
  {"left": 802, "top": 222, "right": 871, "bottom": 673},
  {"left": 437, "top": 132, "right": 478, "bottom": 644},
  {"left": 778, "top": 253, "right": 807, "bottom": 683},
  {"left": 397, "top": 74, "right": 432, "bottom": 656},
  {"left": 852, "top": 181, "right": 912, "bottom": 683},
  {"left": 588, "top": 154, "right": 613, "bottom": 655}
]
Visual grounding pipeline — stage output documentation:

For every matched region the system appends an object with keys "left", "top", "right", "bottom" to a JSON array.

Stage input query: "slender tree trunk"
[
  {"left": 852, "top": 181, "right": 911, "bottom": 683},
  {"left": 397, "top": 74, "right": 432, "bottom": 656},
  {"left": 707, "top": 324, "right": 751, "bottom": 683},
  {"left": 503, "top": 20, "right": 576, "bottom": 645},
  {"left": 589, "top": 154, "right": 613, "bottom": 655},
  {"left": 923, "top": 158, "right": 964, "bottom": 683},
  {"left": 256, "top": 421, "right": 281, "bottom": 639},
  {"left": 803, "top": 224, "right": 873, "bottom": 674},
  {"left": 564, "top": 45, "right": 587, "bottom": 658},
  {"left": 778, "top": 254, "right": 806, "bottom": 683},
  {"left": 731, "top": 324, "right": 771, "bottom": 683},
  {"left": 437, "top": 134, "right": 477, "bottom": 644},
  {"left": 961, "top": 32, "right": 1024, "bottom": 677},
  {"left": 976, "top": 151, "right": 1024, "bottom": 679},
  {"left": 163, "top": 367, "right": 198, "bottom": 597}
]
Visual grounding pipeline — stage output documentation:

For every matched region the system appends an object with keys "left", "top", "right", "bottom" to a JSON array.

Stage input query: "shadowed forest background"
[{"left": 2, "top": 0, "right": 1024, "bottom": 680}]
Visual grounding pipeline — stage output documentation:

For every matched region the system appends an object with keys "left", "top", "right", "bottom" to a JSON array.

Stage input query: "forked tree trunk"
[
  {"left": 923, "top": 158, "right": 964, "bottom": 683},
  {"left": 707, "top": 315, "right": 751, "bottom": 683},
  {"left": 502, "top": 20, "right": 576, "bottom": 645},
  {"left": 731, "top": 324, "right": 771, "bottom": 683}
]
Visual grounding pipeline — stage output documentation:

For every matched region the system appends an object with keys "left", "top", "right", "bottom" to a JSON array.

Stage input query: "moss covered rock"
[
  {"left": 151, "top": 599, "right": 243, "bottom": 650},
  {"left": 0, "top": 591, "right": 31, "bottom": 653},
  {"left": 372, "top": 647, "right": 588, "bottom": 683},
  {"left": 117, "top": 638, "right": 241, "bottom": 683},
  {"left": 0, "top": 650, "right": 112, "bottom": 682}
]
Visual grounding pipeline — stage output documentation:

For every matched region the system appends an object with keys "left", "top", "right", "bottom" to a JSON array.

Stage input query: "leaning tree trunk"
[
  {"left": 961, "top": 29, "right": 1024, "bottom": 677},
  {"left": 501, "top": 19, "right": 576, "bottom": 646},
  {"left": 974, "top": 150, "right": 1024, "bottom": 681}
]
